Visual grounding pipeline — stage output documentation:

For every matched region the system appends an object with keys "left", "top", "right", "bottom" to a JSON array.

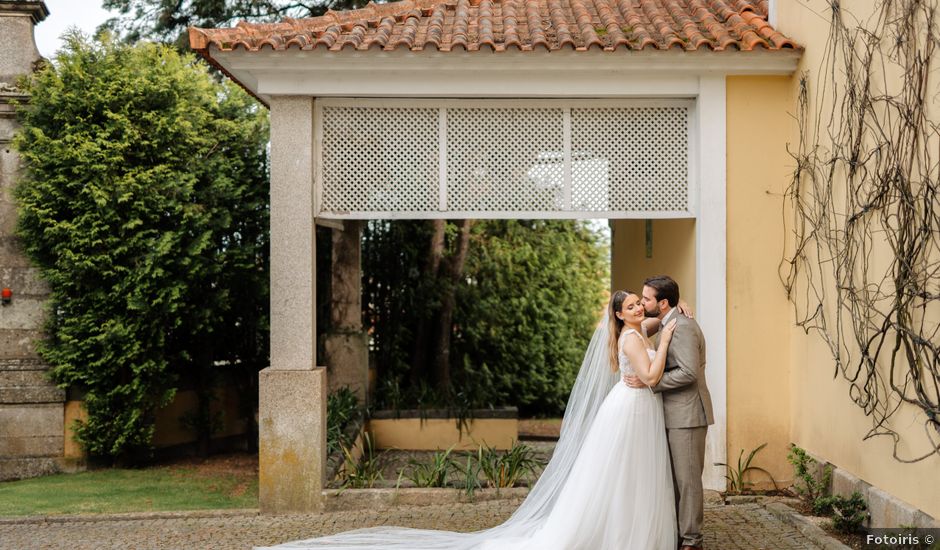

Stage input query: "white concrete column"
[
  {"left": 696, "top": 76, "right": 728, "bottom": 492},
  {"left": 260, "top": 96, "right": 326, "bottom": 512}
]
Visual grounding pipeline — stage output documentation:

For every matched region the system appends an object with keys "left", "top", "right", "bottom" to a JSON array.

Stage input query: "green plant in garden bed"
[
  {"left": 787, "top": 444, "right": 834, "bottom": 514},
  {"left": 477, "top": 442, "right": 543, "bottom": 491},
  {"left": 338, "top": 433, "right": 385, "bottom": 490},
  {"left": 0, "top": 466, "right": 257, "bottom": 516},
  {"left": 818, "top": 491, "right": 868, "bottom": 534},
  {"left": 404, "top": 446, "right": 456, "bottom": 488},
  {"left": 451, "top": 452, "right": 483, "bottom": 498},
  {"left": 327, "top": 387, "right": 362, "bottom": 457},
  {"left": 715, "top": 442, "right": 778, "bottom": 494}
]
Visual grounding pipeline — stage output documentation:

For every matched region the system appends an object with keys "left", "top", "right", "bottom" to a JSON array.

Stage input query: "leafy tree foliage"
[
  {"left": 102, "top": 0, "right": 374, "bottom": 48},
  {"left": 14, "top": 33, "right": 269, "bottom": 460},
  {"left": 365, "top": 220, "right": 608, "bottom": 416}
]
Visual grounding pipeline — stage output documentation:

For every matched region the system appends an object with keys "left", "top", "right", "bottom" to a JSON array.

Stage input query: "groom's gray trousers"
[
  {"left": 667, "top": 426, "right": 708, "bottom": 547},
  {"left": 652, "top": 313, "right": 715, "bottom": 548}
]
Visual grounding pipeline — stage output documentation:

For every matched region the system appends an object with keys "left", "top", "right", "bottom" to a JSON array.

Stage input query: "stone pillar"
[
  {"left": 259, "top": 96, "right": 326, "bottom": 513},
  {"left": 0, "top": 1, "right": 71, "bottom": 481},
  {"left": 322, "top": 220, "right": 369, "bottom": 402}
]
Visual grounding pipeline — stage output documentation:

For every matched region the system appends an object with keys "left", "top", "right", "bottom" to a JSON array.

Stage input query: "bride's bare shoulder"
[{"left": 620, "top": 329, "right": 644, "bottom": 348}]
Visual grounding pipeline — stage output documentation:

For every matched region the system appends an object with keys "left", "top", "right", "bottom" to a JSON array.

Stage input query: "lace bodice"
[{"left": 618, "top": 328, "right": 656, "bottom": 378}]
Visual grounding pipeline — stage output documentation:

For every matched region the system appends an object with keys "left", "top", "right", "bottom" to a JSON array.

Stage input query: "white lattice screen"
[{"left": 315, "top": 100, "right": 693, "bottom": 219}]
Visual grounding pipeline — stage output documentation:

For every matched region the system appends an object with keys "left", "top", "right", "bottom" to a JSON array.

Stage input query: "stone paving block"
[{"left": 0, "top": 502, "right": 836, "bottom": 550}]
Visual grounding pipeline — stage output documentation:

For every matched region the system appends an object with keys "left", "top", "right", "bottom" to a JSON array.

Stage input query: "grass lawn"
[{"left": 0, "top": 453, "right": 258, "bottom": 517}]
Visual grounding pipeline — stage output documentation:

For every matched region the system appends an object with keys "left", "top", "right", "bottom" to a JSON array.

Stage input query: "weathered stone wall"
[{"left": 0, "top": 1, "right": 71, "bottom": 481}]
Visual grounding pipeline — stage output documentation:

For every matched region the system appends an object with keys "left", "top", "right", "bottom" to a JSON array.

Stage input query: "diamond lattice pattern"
[{"left": 319, "top": 103, "right": 690, "bottom": 218}]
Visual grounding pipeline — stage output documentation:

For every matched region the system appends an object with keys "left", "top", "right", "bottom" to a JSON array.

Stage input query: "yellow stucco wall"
[
  {"left": 610, "top": 219, "right": 696, "bottom": 309},
  {"left": 152, "top": 387, "right": 248, "bottom": 447},
  {"left": 368, "top": 418, "right": 518, "bottom": 451},
  {"left": 725, "top": 76, "right": 795, "bottom": 488},
  {"left": 775, "top": 0, "right": 940, "bottom": 518},
  {"left": 65, "top": 387, "right": 249, "bottom": 456}
]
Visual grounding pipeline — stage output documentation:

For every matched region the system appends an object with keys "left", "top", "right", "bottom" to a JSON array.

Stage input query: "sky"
[{"left": 34, "top": 0, "right": 117, "bottom": 58}]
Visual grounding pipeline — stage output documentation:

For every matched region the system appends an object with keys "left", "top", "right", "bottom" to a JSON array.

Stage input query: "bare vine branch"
[{"left": 782, "top": 0, "right": 940, "bottom": 462}]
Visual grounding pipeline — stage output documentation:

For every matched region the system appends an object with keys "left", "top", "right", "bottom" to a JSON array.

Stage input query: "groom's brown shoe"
[{"left": 680, "top": 546, "right": 703, "bottom": 550}]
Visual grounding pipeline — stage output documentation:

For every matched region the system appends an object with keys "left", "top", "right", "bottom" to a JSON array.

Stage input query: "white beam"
[
  {"left": 211, "top": 48, "right": 800, "bottom": 101},
  {"left": 696, "top": 75, "right": 728, "bottom": 492}
]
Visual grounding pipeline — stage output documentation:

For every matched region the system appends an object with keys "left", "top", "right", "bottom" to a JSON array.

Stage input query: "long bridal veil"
[{"left": 263, "top": 311, "right": 618, "bottom": 550}]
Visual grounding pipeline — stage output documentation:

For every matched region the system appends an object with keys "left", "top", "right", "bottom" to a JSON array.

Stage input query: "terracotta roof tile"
[{"left": 189, "top": 0, "right": 799, "bottom": 54}]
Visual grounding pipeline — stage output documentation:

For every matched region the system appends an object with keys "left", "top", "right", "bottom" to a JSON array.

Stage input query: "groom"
[{"left": 625, "top": 275, "right": 714, "bottom": 550}]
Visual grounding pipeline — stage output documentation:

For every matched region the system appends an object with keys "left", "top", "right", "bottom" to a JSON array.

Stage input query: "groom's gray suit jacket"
[{"left": 652, "top": 311, "right": 714, "bottom": 428}]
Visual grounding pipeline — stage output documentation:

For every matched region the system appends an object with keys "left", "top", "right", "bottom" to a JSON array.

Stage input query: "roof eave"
[{"left": 194, "top": 44, "right": 802, "bottom": 102}]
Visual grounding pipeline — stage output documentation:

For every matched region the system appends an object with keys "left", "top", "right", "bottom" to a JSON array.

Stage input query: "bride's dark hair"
[{"left": 607, "top": 290, "right": 633, "bottom": 373}]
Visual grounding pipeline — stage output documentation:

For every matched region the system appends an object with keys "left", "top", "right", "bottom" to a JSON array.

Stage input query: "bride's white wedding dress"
[
  {"left": 261, "top": 322, "right": 677, "bottom": 550},
  {"left": 478, "top": 329, "right": 676, "bottom": 550}
]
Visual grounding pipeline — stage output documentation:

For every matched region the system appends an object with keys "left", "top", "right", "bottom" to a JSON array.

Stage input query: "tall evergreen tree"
[
  {"left": 364, "top": 219, "right": 608, "bottom": 416},
  {"left": 14, "top": 33, "right": 269, "bottom": 460}
]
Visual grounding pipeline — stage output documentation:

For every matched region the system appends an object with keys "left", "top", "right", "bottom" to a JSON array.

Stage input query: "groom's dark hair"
[{"left": 644, "top": 275, "right": 679, "bottom": 307}]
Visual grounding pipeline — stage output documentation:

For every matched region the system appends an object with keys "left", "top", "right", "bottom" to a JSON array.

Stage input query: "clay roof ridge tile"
[
  {"left": 452, "top": 0, "right": 472, "bottom": 45},
  {"left": 425, "top": 4, "right": 446, "bottom": 48},
  {"left": 547, "top": 0, "right": 575, "bottom": 48},
  {"left": 479, "top": 0, "right": 495, "bottom": 45},
  {"left": 571, "top": 0, "right": 604, "bottom": 50},
  {"left": 595, "top": 0, "right": 628, "bottom": 46},
  {"left": 739, "top": 9, "right": 796, "bottom": 48},
  {"left": 687, "top": 0, "right": 734, "bottom": 50},
  {"left": 613, "top": 0, "right": 653, "bottom": 50},
  {"left": 524, "top": 0, "right": 548, "bottom": 47},
  {"left": 371, "top": 16, "right": 395, "bottom": 48},
  {"left": 394, "top": 12, "right": 420, "bottom": 48},
  {"left": 638, "top": 0, "right": 683, "bottom": 50},
  {"left": 708, "top": 0, "right": 737, "bottom": 23},
  {"left": 285, "top": 35, "right": 310, "bottom": 49},
  {"left": 661, "top": 0, "right": 706, "bottom": 50},
  {"left": 503, "top": 0, "right": 522, "bottom": 45},
  {"left": 723, "top": 11, "right": 769, "bottom": 50}
]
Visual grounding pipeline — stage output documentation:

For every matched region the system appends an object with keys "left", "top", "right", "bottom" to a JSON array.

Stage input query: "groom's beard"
[{"left": 644, "top": 305, "right": 660, "bottom": 318}]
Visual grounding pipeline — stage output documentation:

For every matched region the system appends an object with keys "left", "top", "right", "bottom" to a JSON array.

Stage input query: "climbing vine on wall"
[{"left": 782, "top": 0, "right": 940, "bottom": 461}]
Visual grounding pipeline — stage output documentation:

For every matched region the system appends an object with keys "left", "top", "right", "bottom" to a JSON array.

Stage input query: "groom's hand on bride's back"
[{"left": 623, "top": 374, "right": 648, "bottom": 389}]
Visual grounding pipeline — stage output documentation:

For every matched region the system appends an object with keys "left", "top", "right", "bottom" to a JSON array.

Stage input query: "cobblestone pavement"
[{"left": 0, "top": 501, "right": 828, "bottom": 550}]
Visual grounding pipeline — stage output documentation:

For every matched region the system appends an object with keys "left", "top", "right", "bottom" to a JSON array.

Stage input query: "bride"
[{"left": 263, "top": 290, "right": 680, "bottom": 550}]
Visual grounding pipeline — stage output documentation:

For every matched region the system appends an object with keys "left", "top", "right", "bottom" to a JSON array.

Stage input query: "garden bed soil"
[
  {"left": 789, "top": 499, "right": 866, "bottom": 549},
  {"left": 327, "top": 440, "right": 557, "bottom": 489}
]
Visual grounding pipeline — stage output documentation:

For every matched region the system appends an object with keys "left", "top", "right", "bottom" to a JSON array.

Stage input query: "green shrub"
[
  {"left": 787, "top": 444, "right": 832, "bottom": 509},
  {"left": 829, "top": 492, "right": 868, "bottom": 533},
  {"left": 14, "top": 33, "right": 268, "bottom": 460}
]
